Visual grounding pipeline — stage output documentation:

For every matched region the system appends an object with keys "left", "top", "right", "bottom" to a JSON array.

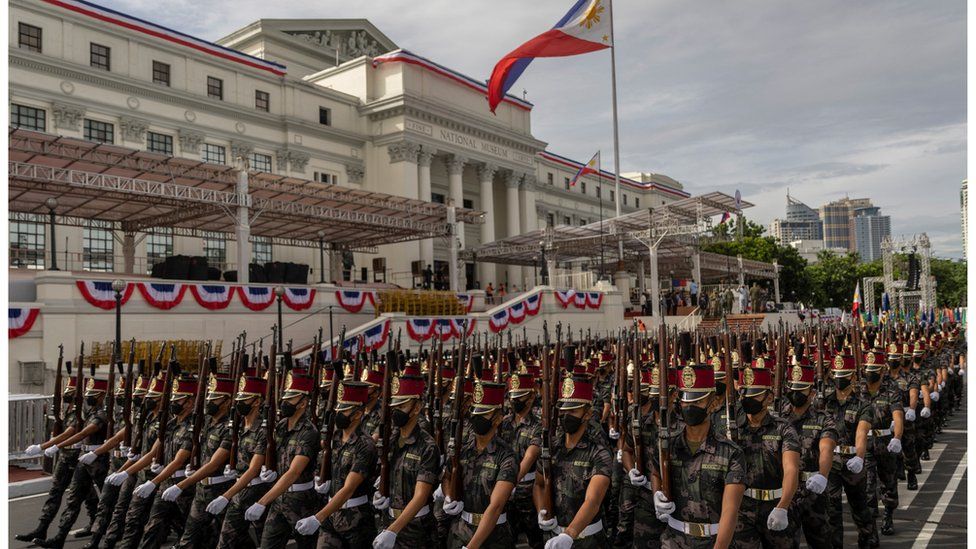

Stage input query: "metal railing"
[
  {"left": 9, "top": 394, "right": 50, "bottom": 466},
  {"left": 8, "top": 248, "right": 235, "bottom": 277}
]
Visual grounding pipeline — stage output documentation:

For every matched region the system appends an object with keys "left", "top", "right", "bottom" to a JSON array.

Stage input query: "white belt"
[
  {"left": 248, "top": 477, "right": 269, "bottom": 487},
  {"left": 287, "top": 481, "right": 315, "bottom": 492},
  {"left": 834, "top": 445, "right": 858, "bottom": 455},
  {"left": 388, "top": 505, "right": 430, "bottom": 519},
  {"left": 171, "top": 470, "right": 188, "bottom": 478},
  {"left": 83, "top": 445, "right": 102, "bottom": 452},
  {"left": 555, "top": 520, "right": 603, "bottom": 538},
  {"left": 667, "top": 516, "right": 719, "bottom": 538},
  {"left": 744, "top": 487, "right": 783, "bottom": 501},
  {"left": 520, "top": 471, "right": 536, "bottom": 483},
  {"left": 203, "top": 473, "right": 236, "bottom": 486},
  {"left": 341, "top": 495, "right": 369, "bottom": 509},
  {"left": 461, "top": 510, "right": 507, "bottom": 526},
  {"left": 870, "top": 428, "right": 892, "bottom": 437},
  {"left": 66, "top": 443, "right": 82, "bottom": 450}
]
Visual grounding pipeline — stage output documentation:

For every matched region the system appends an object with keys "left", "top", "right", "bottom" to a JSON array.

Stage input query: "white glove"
[
  {"left": 805, "top": 473, "right": 827, "bottom": 494},
  {"left": 44, "top": 445, "right": 59, "bottom": 458},
  {"left": 295, "top": 515, "right": 321, "bottom": 535},
  {"left": 373, "top": 530, "right": 397, "bottom": 549},
  {"left": 79, "top": 451, "right": 98, "bottom": 465},
  {"left": 767, "top": 507, "right": 789, "bottom": 531},
  {"left": 259, "top": 467, "right": 278, "bottom": 483},
  {"left": 150, "top": 462, "right": 163, "bottom": 474},
  {"left": 108, "top": 470, "right": 129, "bottom": 486},
  {"left": 374, "top": 476, "right": 381, "bottom": 490},
  {"left": 315, "top": 479, "right": 332, "bottom": 495},
  {"left": 244, "top": 503, "right": 266, "bottom": 521},
  {"left": 887, "top": 438, "right": 902, "bottom": 454},
  {"left": 616, "top": 449, "right": 623, "bottom": 463},
  {"left": 134, "top": 480, "right": 157, "bottom": 499},
  {"left": 959, "top": 369, "right": 965, "bottom": 376},
  {"left": 442, "top": 496, "right": 463, "bottom": 516},
  {"left": 433, "top": 484, "right": 445, "bottom": 501},
  {"left": 537, "top": 510, "right": 558, "bottom": 532},
  {"left": 161, "top": 485, "right": 182, "bottom": 502},
  {"left": 545, "top": 533, "right": 574, "bottom": 549},
  {"left": 608, "top": 428, "right": 620, "bottom": 440},
  {"left": 905, "top": 408, "right": 916, "bottom": 422},
  {"left": 206, "top": 495, "right": 229, "bottom": 515},
  {"left": 654, "top": 491, "right": 675, "bottom": 521},
  {"left": 939, "top": 382, "right": 945, "bottom": 391},
  {"left": 846, "top": 456, "right": 864, "bottom": 474},
  {"left": 931, "top": 391, "right": 940, "bottom": 402},
  {"left": 127, "top": 451, "right": 140, "bottom": 460},
  {"left": 25, "top": 444, "right": 43, "bottom": 457},
  {"left": 921, "top": 407, "right": 932, "bottom": 418},
  {"left": 628, "top": 468, "right": 649, "bottom": 488},
  {"left": 372, "top": 491, "right": 390, "bottom": 511}
]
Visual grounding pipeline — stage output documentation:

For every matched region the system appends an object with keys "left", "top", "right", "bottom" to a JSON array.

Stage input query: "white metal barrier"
[{"left": 9, "top": 394, "right": 50, "bottom": 466}]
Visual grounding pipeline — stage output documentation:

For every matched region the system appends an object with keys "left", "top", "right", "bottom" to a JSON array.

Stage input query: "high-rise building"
[
  {"left": 962, "top": 180, "right": 968, "bottom": 258},
  {"left": 820, "top": 197, "right": 873, "bottom": 251},
  {"left": 769, "top": 191, "right": 822, "bottom": 243},
  {"left": 852, "top": 206, "right": 891, "bottom": 262}
]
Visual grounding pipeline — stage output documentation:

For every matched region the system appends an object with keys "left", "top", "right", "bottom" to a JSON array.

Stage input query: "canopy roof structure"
[{"left": 8, "top": 128, "right": 483, "bottom": 251}]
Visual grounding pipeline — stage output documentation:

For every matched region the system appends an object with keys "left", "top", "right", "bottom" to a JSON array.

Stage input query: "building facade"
[
  {"left": 8, "top": 0, "right": 689, "bottom": 290},
  {"left": 852, "top": 206, "right": 890, "bottom": 262},
  {"left": 769, "top": 192, "right": 822, "bottom": 244},
  {"left": 819, "top": 197, "right": 873, "bottom": 252}
]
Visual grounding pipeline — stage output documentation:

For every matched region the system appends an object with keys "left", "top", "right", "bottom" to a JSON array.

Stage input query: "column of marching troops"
[{"left": 15, "top": 318, "right": 966, "bottom": 549}]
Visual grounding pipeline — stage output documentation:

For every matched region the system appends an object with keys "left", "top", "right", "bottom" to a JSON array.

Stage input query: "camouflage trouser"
[
  {"left": 731, "top": 496, "right": 795, "bottom": 549},
  {"left": 433, "top": 497, "right": 450, "bottom": 549},
  {"left": 866, "top": 442, "right": 899, "bottom": 511},
  {"left": 507, "top": 484, "right": 544, "bottom": 549},
  {"left": 613, "top": 483, "right": 637, "bottom": 549},
  {"left": 902, "top": 420, "right": 921, "bottom": 474},
  {"left": 631, "top": 489, "right": 665, "bottom": 549},
  {"left": 35, "top": 451, "right": 82, "bottom": 533},
  {"left": 604, "top": 459, "right": 622, "bottom": 542},
  {"left": 317, "top": 505, "right": 377, "bottom": 549},
  {"left": 55, "top": 456, "right": 110, "bottom": 538},
  {"left": 138, "top": 478, "right": 195, "bottom": 549},
  {"left": 257, "top": 489, "right": 319, "bottom": 549},
  {"left": 661, "top": 522, "right": 718, "bottom": 549},
  {"left": 216, "top": 483, "right": 270, "bottom": 549},
  {"left": 378, "top": 507, "right": 437, "bottom": 548},
  {"left": 89, "top": 455, "right": 128, "bottom": 539},
  {"left": 173, "top": 479, "right": 234, "bottom": 549},
  {"left": 918, "top": 415, "right": 934, "bottom": 452},
  {"left": 106, "top": 473, "right": 142, "bottom": 548},
  {"left": 447, "top": 515, "right": 514, "bottom": 549},
  {"left": 792, "top": 486, "right": 832, "bottom": 549},
  {"left": 828, "top": 462, "right": 878, "bottom": 548}
]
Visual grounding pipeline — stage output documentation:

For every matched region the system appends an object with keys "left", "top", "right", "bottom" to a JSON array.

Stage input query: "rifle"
[
  {"left": 377, "top": 349, "right": 396, "bottom": 498},
  {"left": 722, "top": 322, "right": 737, "bottom": 442},
  {"left": 433, "top": 336, "right": 445, "bottom": 456},
  {"left": 537, "top": 321, "right": 561, "bottom": 520},
  {"left": 265, "top": 329, "right": 279, "bottom": 472},
  {"left": 630, "top": 327, "right": 644, "bottom": 475},
  {"left": 75, "top": 342, "right": 85, "bottom": 426},
  {"left": 52, "top": 344, "right": 65, "bottom": 437},
  {"left": 226, "top": 333, "right": 246, "bottom": 473},
  {"left": 154, "top": 345, "right": 178, "bottom": 468},
  {"left": 189, "top": 342, "right": 213, "bottom": 470},
  {"left": 657, "top": 324, "right": 671, "bottom": 498},
  {"left": 308, "top": 328, "right": 324, "bottom": 424},
  {"left": 772, "top": 324, "right": 784, "bottom": 410},
  {"left": 318, "top": 326, "right": 346, "bottom": 483},
  {"left": 445, "top": 333, "right": 473, "bottom": 501},
  {"left": 121, "top": 339, "right": 136, "bottom": 449},
  {"left": 105, "top": 341, "right": 119, "bottom": 440}
]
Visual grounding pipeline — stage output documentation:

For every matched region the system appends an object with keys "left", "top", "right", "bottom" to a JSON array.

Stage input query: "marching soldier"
[
  {"left": 371, "top": 374, "right": 440, "bottom": 548},
  {"left": 443, "top": 380, "right": 517, "bottom": 548},
  {"left": 888, "top": 341, "right": 921, "bottom": 491},
  {"left": 36, "top": 377, "right": 111, "bottom": 549},
  {"left": 360, "top": 361, "right": 386, "bottom": 439},
  {"left": 824, "top": 352, "right": 879, "bottom": 548},
  {"left": 909, "top": 341, "right": 935, "bottom": 461},
  {"left": 648, "top": 362, "right": 746, "bottom": 549},
  {"left": 499, "top": 369, "right": 543, "bottom": 549},
  {"left": 862, "top": 348, "right": 904, "bottom": 536}
]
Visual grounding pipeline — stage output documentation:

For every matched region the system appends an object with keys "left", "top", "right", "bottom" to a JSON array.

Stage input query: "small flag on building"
[{"left": 571, "top": 151, "right": 600, "bottom": 187}]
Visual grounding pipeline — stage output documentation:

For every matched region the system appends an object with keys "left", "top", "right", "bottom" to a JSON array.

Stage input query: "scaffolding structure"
[{"left": 873, "top": 233, "right": 936, "bottom": 316}]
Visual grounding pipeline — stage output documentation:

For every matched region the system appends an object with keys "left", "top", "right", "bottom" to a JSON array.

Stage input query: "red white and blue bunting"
[
  {"left": 9, "top": 308, "right": 40, "bottom": 338},
  {"left": 335, "top": 290, "right": 376, "bottom": 313},
  {"left": 573, "top": 292, "right": 588, "bottom": 309},
  {"left": 190, "top": 284, "right": 234, "bottom": 310},
  {"left": 509, "top": 302, "right": 526, "bottom": 325},
  {"left": 452, "top": 318, "right": 477, "bottom": 339},
  {"left": 237, "top": 286, "right": 276, "bottom": 311},
  {"left": 586, "top": 292, "right": 604, "bottom": 309},
  {"left": 137, "top": 282, "right": 187, "bottom": 310},
  {"left": 554, "top": 289, "right": 576, "bottom": 309},
  {"left": 406, "top": 318, "right": 435, "bottom": 342},
  {"left": 524, "top": 293, "right": 542, "bottom": 316},
  {"left": 76, "top": 280, "right": 135, "bottom": 310},
  {"left": 283, "top": 288, "right": 316, "bottom": 311},
  {"left": 489, "top": 309, "right": 510, "bottom": 333},
  {"left": 457, "top": 293, "right": 474, "bottom": 313},
  {"left": 362, "top": 320, "right": 391, "bottom": 352},
  {"left": 406, "top": 318, "right": 477, "bottom": 342}
]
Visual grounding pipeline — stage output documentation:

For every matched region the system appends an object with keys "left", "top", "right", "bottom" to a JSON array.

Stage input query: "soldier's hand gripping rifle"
[
  {"left": 657, "top": 324, "right": 671, "bottom": 499},
  {"left": 52, "top": 344, "right": 65, "bottom": 437},
  {"left": 444, "top": 334, "right": 473, "bottom": 502},
  {"left": 264, "top": 331, "right": 279, "bottom": 473},
  {"left": 721, "top": 320, "right": 737, "bottom": 442},
  {"left": 308, "top": 328, "right": 324, "bottom": 424},
  {"left": 630, "top": 327, "right": 644, "bottom": 475},
  {"left": 536, "top": 322, "right": 562, "bottom": 521},
  {"left": 377, "top": 348, "right": 396, "bottom": 499},
  {"left": 318, "top": 326, "right": 346, "bottom": 484},
  {"left": 189, "top": 343, "right": 213, "bottom": 471}
]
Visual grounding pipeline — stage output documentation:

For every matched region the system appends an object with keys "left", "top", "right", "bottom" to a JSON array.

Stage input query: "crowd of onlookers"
[{"left": 636, "top": 282, "right": 774, "bottom": 317}]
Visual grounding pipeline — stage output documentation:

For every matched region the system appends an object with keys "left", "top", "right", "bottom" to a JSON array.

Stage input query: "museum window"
[
  {"left": 431, "top": 193, "right": 446, "bottom": 204},
  {"left": 207, "top": 76, "right": 223, "bottom": 100},
  {"left": 10, "top": 215, "right": 45, "bottom": 269},
  {"left": 203, "top": 144, "right": 226, "bottom": 164},
  {"left": 596, "top": 186, "right": 601, "bottom": 199},
  {"left": 635, "top": 197, "right": 640, "bottom": 208},
  {"left": 564, "top": 177, "right": 570, "bottom": 190},
  {"left": 146, "top": 228, "right": 173, "bottom": 273},
  {"left": 250, "top": 153, "right": 272, "bottom": 172},
  {"left": 18, "top": 23, "right": 42, "bottom": 53},
  {"left": 581, "top": 181, "right": 587, "bottom": 194},
  {"left": 152, "top": 61, "right": 170, "bottom": 86},
  {"left": 202, "top": 232, "right": 226, "bottom": 267},
  {"left": 255, "top": 90, "right": 270, "bottom": 112},
  {"left": 563, "top": 216, "right": 571, "bottom": 226},
  {"left": 610, "top": 190, "right": 614, "bottom": 202},
  {"left": 547, "top": 173, "right": 553, "bottom": 185},
  {"left": 84, "top": 119, "right": 114, "bottom": 144},
  {"left": 314, "top": 171, "right": 338, "bottom": 185},
  {"left": 252, "top": 236, "right": 272, "bottom": 264},
  {"left": 90, "top": 43, "right": 111, "bottom": 71},
  {"left": 463, "top": 199, "right": 473, "bottom": 209},
  {"left": 623, "top": 194, "right": 628, "bottom": 206},
  {"left": 319, "top": 107, "right": 331, "bottom": 126},
  {"left": 146, "top": 132, "right": 173, "bottom": 155},
  {"left": 10, "top": 104, "right": 45, "bottom": 131},
  {"left": 547, "top": 213, "right": 555, "bottom": 227},
  {"left": 83, "top": 220, "right": 114, "bottom": 272}
]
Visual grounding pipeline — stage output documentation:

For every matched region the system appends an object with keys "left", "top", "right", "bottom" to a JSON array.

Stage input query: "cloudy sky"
[{"left": 118, "top": 0, "right": 967, "bottom": 258}]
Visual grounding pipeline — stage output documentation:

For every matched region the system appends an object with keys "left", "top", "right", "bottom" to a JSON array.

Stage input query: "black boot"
[
  {"left": 74, "top": 524, "right": 94, "bottom": 538},
  {"left": 921, "top": 449, "right": 931, "bottom": 461},
  {"left": 15, "top": 526, "right": 47, "bottom": 542},
  {"left": 897, "top": 469, "right": 906, "bottom": 481},
  {"left": 33, "top": 535, "right": 65, "bottom": 549},
  {"left": 81, "top": 533, "right": 102, "bottom": 549},
  {"left": 881, "top": 508, "right": 895, "bottom": 535},
  {"left": 907, "top": 471, "right": 919, "bottom": 490}
]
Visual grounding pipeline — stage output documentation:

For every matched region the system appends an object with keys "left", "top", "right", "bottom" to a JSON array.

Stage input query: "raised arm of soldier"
[
  {"left": 167, "top": 391, "right": 232, "bottom": 497},
  {"left": 251, "top": 395, "right": 312, "bottom": 509},
  {"left": 211, "top": 393, "right": 265, "bottom": 508},
  {"left": 146, "top": 393, "right": 196, "bottom": 488},
  {"left": 80, "top": 426, "right": 126, "bottom": 465}
]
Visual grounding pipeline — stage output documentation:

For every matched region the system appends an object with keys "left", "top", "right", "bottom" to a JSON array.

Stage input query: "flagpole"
[
  {"left": 598, "top": 150, "right": 606, "bottom": 281},
  {"left": 608, "top": 0, "right": 623, "bottom": 265}
]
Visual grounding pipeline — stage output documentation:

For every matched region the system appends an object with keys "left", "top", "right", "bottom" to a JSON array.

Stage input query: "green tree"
[
  {"left": 805, "top": 250, "right": 863, "bottom": 309},
  {"left": 930, "top": 258, "right": 967, "bottom": 307},
  {"left": 702, "top": 233, "right": 812, "bottom": 304}
]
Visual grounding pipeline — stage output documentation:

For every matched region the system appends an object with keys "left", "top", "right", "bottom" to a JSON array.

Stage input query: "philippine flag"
[
  {"left": 570, "top": 151, "right": 600, "bottom": 187},
  {"left": 487, "top": 0, "right": 612, "bottom": 113}
]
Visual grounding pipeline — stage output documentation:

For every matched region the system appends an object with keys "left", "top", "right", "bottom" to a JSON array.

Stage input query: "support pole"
[
  {"left": 649, "top": 246, "right": 660, "bottom": 320},
  {"left": 608, "top": 0, "right": 624, "bottom": 263},
  {"left": 235, "top": 167, "right": 251, "bottom": 284},
  {"left": 737, "top": 254, "right": 745, "bottom": 286},
  {"left": 448, "top": 200, "right": 459, "bottom": 292},
  {"left": 773, "top": 261, "right": 781, "bottom": 304}
]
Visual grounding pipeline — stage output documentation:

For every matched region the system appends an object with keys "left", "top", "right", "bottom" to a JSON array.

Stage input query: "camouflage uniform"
[
  {"left": 131, "top": 415, "right": 195, "bottom": 549},
  {"left": 216, "top": 419, "right": 269, "bottom": 549},
  {"left": 628, "top": 410, "right": 671, "bottom": 549},
  {"left": 34, "top": 412, "right": 96, "bottom": 538},
  {"left": 446, "top": 437, "right": 518, "bottom": 549},
  {"left": 651, "top": 424, "right": 746, "bottom": 549},
  {"left": 105, "top": 411, "right": 160, "bottom": 548},
  {"left": 731, "top": 412, "right": 800, "bottom": 549},
  {"left": 862, "top": 379, "right": 903, "bottom": 514},
  {"left": 891, "top": 370, "right": 921, "bottom": 476},
  {"left": 823, "top": 392, "right": 879, "bottom": 548},
  {"left": 318, "top": 428, "right": 377, "bottom": 548},
  {"left": 912, "top": 362, "right": 936, "bottom": 455},
  {"left": 498, "top": 409, "right": 543, "bottom": 549},
  {"left": 257, "top": 416, "right": 320, "bottom": 549},
  {"left": 784, "top": 402, "right": 838, "bottom": 549},
  {"left": 540, "top": 428, "right": 613, "bottom": 549},
  {"left": 363, "top": 403, "right": 382, "bottom": 439},
  {"left": 709, "top": 398, "right": 745, "bottom": 441},
  {"left": 86, "top": 406, "right": 128, "bottom": 548},
  {"left": 379, "top": 426, "right": 440, "bottom": 547},
  {"left": 51, "top": 408, "right": 110, "bottom": 541},
  {"left": 174, "top": 418, "right": 233, "bottom": 549}
]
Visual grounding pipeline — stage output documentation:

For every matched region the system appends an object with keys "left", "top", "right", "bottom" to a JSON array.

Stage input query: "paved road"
[{"left": 9, "top": 400, "right": 966, "bottom": 548}]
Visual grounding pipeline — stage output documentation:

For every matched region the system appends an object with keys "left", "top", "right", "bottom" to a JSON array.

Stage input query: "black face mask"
[
  {"left": 471, "top": 414, "right": 494, "bottom": 436},
  {"left": 86, "top": 396, "right": 99, "bottom": 407},
  {"left": 205, "top": 401, "right": 222, "bottom": 416},
  {"left": 512, "top": 397, "right": 529, "bottom": 414},
  {"left": 391, "top": 407, "right": 411, "bottom": 428},
  {"left": 866, "top": 372, "right": 882, "bottom": 383},
  {"left": 334, "top": 411, "right": 352, "bottom": 430},
  {"left": 715, "top": 381, "right": 727, "bottom": 395},
  {"left": 115, "top": 397, "right": 127, "bottom": 408},
  {"left": 144, "top": 398, "right": 157, "bottom": 410},
  {"left": 279, "top": 400, "right": 299, "bottom": 418},
  {"left": 835, "top": 378, "right": 852, "bottom": 391},
  {"left": 681, "top": 404, "right": 709, "bottom": 426},
  {"left": 561, "top": 413, "right": 584, "bottom": 434},
  {"left": 741, "top": 396, "right": 765, "bottom": 415},
  {"left": 235, "top": 401, "right": 253, "bottom": 417},
  {"left": 169, "top": 402, "right": 185, "bottom": 416},
  {"left": 786, "top": 391, "right": 809, "bottom": 408}
]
